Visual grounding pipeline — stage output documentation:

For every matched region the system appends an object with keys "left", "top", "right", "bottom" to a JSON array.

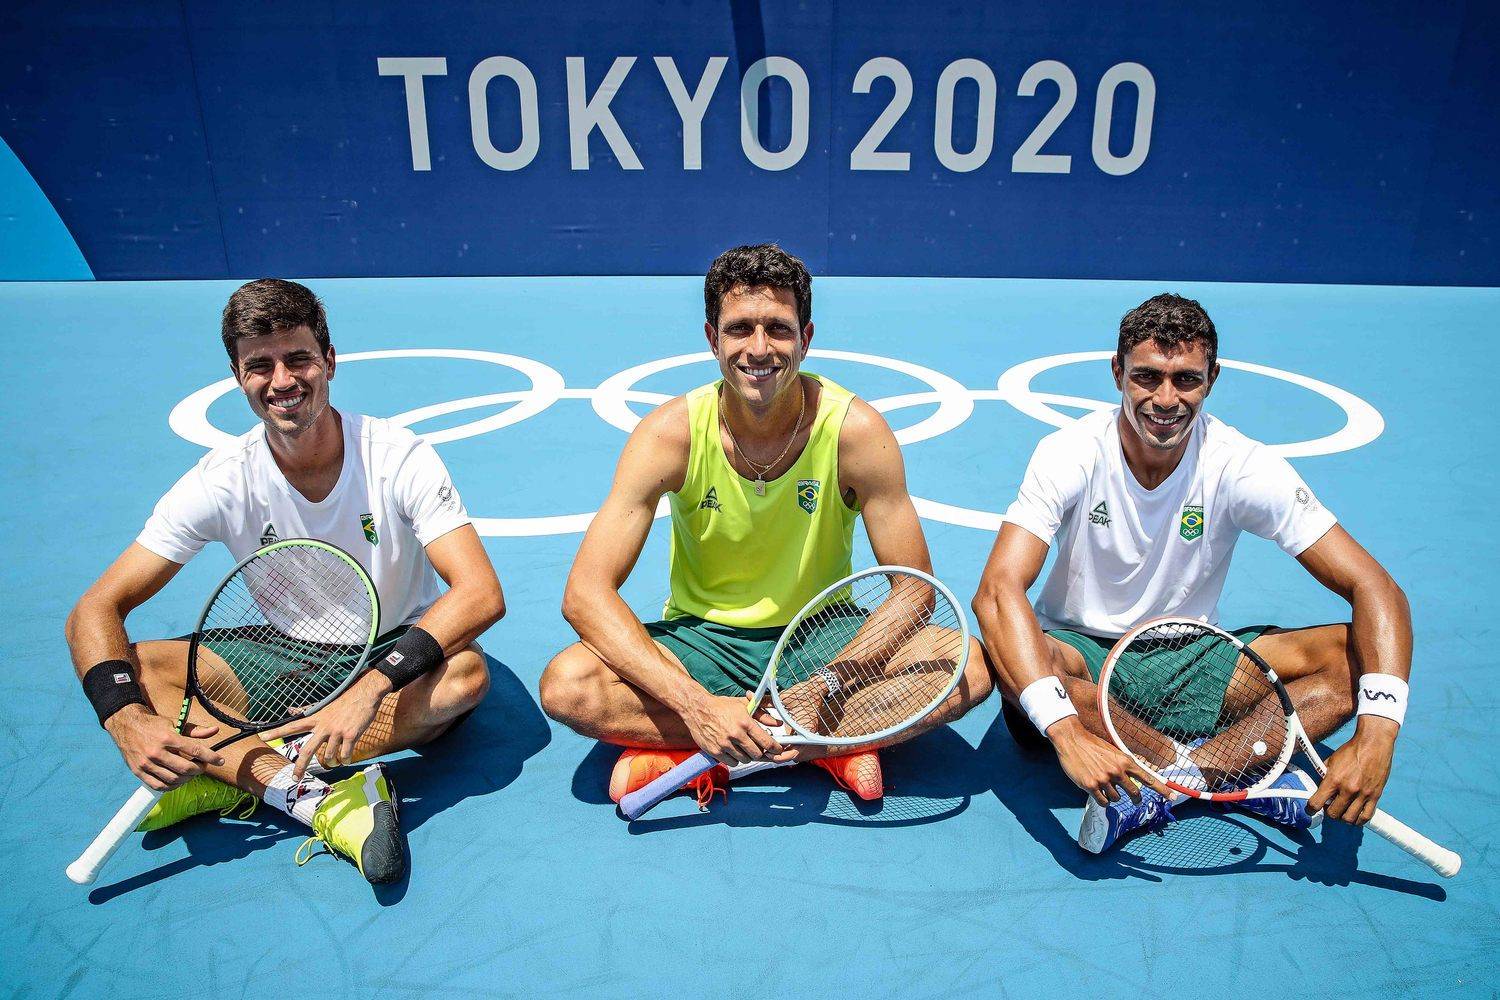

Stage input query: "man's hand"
[
  {"left": 679, "top": 692, "right": 796, "bottom": 766},
  {"left": 104, "top": 704, "right": 223, "bottom": 791},
  {"left": 1049, "top": 716, "right": 1169, "bottom": 806},
  {"left": 1307, "top": 718, "right": 1397, "bottom": 825},
  {"left": 292, "top": 672, "right": 390, "bottom": 778}
]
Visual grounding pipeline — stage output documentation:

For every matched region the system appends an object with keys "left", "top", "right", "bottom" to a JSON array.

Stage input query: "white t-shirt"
[
  {"left": 1003, "top": 408, "right": 1337, "bottom": 637},
  {"left": 138, "top": 411, "right": 470, "bottom": 635}
]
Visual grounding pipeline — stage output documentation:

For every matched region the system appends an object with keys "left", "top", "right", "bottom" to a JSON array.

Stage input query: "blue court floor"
[{"left": 0, "top": 276, "right": 1494, "bottom": 997}]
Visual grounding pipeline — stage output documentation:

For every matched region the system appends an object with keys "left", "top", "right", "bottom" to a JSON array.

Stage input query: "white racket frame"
[
  {"left": 758, "top": 565, "right": 970, "bottom": 747},
  {"left": 618, "top": 566, "right": 970, "bottom": 821}
]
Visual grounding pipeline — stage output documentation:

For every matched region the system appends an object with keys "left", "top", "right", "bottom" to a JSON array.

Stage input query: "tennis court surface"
[{"left": 1, "top": 275, "right": 1494, "bottom": 996}]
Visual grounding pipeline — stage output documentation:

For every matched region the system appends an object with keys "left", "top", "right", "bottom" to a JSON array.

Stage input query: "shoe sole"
[
  {"left": 358, "top": 770, "right": 406, "bottom": 885},
  {"left": 1077, "top": 799, "right": 1110, "bottom": 854}
]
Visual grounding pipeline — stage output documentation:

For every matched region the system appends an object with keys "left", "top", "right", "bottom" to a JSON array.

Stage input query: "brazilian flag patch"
[
  {"left": 360, "top": 513, "right": 379, "bottom": 545},
  {"left": 797, "top": 479, "right": 820, "bottom": 515},
  {"left": 1179, "top": 505, "right": 1204, "bottom": 541}
]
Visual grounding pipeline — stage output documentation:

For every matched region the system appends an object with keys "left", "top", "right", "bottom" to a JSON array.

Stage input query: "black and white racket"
[
  {"left": 1097, "top": 617, "right": 1460, "bottom": 878},
  {"left": 66, "top": 538, "right": 379, "bottom": 885}
]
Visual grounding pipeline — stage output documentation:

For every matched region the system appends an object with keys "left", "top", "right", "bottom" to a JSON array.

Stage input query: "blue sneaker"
[
  {"left": 1078, "top": 786, "right": 1179, "bottom": 854},
  {"left": 1230, "top": 767, "right": 1322, "bottom": 830}
]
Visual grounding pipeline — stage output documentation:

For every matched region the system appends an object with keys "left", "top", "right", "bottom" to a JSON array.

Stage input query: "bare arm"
[
  {"left": 972, "top": 524, "right": 1165, "bottom": 803},
  {"left": 65, "top": 543, "right": 183, "bottom": 678},
  {"left": 1296, "top": 525, "right": 1410, "bottom": 823},
  {"left": 1296, "top": 525, "right": 1411, "bottom": 687},
  {"left": 838, "top": 398, "right": 931, "bottom": 572},
  {"left": 561, "top": 399, "right": 696, "bottom": 711},
  {"left": 561, "top": 400, "right": 788, "bottom": 765},
  {"left": 971, "top": 524, "right": 1055, "bottom": 697},
  {"left": 413, "top": 523, "right": 506, "bottom": 647},
  {"left": 64, "top": 543, "right": 225, "bottom": 789}
]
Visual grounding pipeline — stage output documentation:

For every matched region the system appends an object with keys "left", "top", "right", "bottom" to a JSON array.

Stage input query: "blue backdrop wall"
[{"left": 0, "top": 1, "right": 1495, "bottom": 283}]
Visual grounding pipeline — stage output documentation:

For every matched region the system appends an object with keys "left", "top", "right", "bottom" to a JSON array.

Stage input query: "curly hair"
[
  {"left": 1117, "top": 293, "right": 1218, "bottom": 368},
  {"left": 221, "top": 278, "right": 330, "bottom": 364},
  {"left": 704, "top": 244, "right": 812, "bottom": 330}
]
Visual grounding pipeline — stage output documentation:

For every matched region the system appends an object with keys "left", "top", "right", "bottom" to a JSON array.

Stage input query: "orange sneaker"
[
  {"left": 811, "top": 749, "right": 884, "bottom": 801},
  {"left": 608, "top": 748, "right": 730, "bottom": 810}
]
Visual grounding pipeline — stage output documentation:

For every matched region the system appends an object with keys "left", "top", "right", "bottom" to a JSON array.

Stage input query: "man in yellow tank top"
[{"left": 540, "top": 245, "right": 991, "bottom": 808}]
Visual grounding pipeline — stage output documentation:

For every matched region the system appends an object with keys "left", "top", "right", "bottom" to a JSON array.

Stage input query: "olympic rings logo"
[{"left": 168, "top": 348, "right": 1384, "bottom": 537}]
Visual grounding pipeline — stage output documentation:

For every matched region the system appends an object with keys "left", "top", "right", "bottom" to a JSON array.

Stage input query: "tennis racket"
[
  {"left": 66, "top": 538, "right": 380, "bottom": 885},
  {"left": 1097, "top": 617, "right": 1461, "bottom": 878},
  {"left": 619, "top": 566, "right": 970, "bottom": 821}
]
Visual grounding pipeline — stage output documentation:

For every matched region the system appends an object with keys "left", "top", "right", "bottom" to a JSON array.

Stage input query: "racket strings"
[
  {"left": 196, "top": 545, "right": 375, "bottom": 726},
  {"left": 773, "top": 573, "right": 964, "bottom": 741},
  {"left": 1105, "top": 622, "right": 1287, "bottom": 794}
]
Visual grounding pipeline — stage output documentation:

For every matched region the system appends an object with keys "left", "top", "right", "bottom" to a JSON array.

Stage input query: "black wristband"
[
  {"left": 375, "top": 626, "right": 444, "bottom": 690},
  {"left": 82, "top": 659, "right": 148, "bottom": 728}
]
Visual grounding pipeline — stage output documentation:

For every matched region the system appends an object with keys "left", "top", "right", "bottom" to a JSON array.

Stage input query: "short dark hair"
[
  {"left": 704, "top": 244, "right": 812, "bottom": 330},
  {"left": 221, "top": 278, "right": 330, "bottom": 364},
  {"left": 1117, "top": 293, "right": 1218, "bottom": 369}
]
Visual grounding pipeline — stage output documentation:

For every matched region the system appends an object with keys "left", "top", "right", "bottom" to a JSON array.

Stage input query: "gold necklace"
[{"left": 720, "top": 379, "right": 806, "bottom": 496}]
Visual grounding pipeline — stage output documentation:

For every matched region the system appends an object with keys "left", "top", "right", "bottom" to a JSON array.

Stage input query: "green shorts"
[
  {"left": 646, "top": 608, "right": 869, "bottom": 698},
  {"left": 194, "top": 624, "right": 408, "bottom": 722},
  {"left": 1047, "top": 624, "right": 1272, "bottom": 740}
]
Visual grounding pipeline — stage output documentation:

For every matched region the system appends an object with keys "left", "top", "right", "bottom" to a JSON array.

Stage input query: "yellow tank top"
[{"left": 665, "top": 373, "right": 858, "bottom": 628}]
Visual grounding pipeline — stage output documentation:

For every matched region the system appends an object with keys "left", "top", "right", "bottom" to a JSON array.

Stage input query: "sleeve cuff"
[
  {"left": 1284, "top": 511, "right": 1339, "bottom": 557},
  {"left": 134, "top": 530, "right": 199, "bottom": 565},
  {"left": 1000, "top": 510, "right": 1056, "bottom": 545},
  {"left": 414, "top": 514, "right": 472, "bottom": 547}
]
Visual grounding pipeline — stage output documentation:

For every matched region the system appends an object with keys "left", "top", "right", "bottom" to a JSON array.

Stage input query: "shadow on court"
[
  {"left": 88, "top": 655, "right": 548, "bottom": 905},
  {"left": 570, "top": 725, "right": 980, "bottom": 832},
  {"left": 980, "top": 713, "right": 1447, "bottom": 899}
]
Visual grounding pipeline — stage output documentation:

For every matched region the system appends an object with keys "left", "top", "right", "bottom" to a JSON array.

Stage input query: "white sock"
[
  {"left": 263, "top": 762, "right": 331, "bottom": 828},
  {"left": 266, "top": 733, "right": 329, "bottom": 776},
  {"left": 1160, "top": 743, "right": 1202, "bottom": 805}
]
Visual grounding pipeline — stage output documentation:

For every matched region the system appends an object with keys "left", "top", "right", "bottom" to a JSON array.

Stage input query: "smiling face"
[
  {"left": 1112, "top": 337, "right": 1217, "bottom": 452},
  {"left": 232, "top": 325, "right": 336, "bottom": 438},
  {"left": 706, "top": 284, "right": 811, "bottom": 410}
]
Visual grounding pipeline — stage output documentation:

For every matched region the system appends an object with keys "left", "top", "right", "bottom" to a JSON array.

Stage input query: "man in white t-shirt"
[
  {"left": 973, "top": 294, "right": 1413, "bottom": 854},
  {"left": 66, "top": 279, "right": 504, "bottom": 884}
]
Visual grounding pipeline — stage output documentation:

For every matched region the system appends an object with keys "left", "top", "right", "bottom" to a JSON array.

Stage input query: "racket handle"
[
  {"left": 1366, "top": 808, "right": 1462, "bottom": 878},
  {"left": 66, "top": 785, "right": 164, "bottom": 885},
  {"left": 618, "top": 752, "right": 716, "bottom": 821}
]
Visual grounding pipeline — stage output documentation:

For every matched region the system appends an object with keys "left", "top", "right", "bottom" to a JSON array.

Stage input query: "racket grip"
[
  {"left": 618, "top": 752, "right": 716, "bottom": 821},
  {"left": 66, "top": 785, "right": 164, "bottom": 885},
  {"left": 1366, "top": 808, "right": 1462, "bottom": 878}
]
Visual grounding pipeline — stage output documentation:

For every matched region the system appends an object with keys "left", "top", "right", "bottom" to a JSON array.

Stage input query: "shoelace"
[
  {"left": 689, "top": 769, "right": 728, "bottom": 811},
  {"left": 816, "top": 759, "right": 856, "bottom": 793},
  {"left": 1141, "top": 796, "right": 1178, "bottom": 837},
  {"left": 222, "top": 792, "right": 257, "bottom": 821},
  {"left": 294, "top": 836, "right": 332, "bottom": 868}
]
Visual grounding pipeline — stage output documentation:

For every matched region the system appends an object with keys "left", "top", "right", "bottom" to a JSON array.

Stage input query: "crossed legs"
[
  {"left": 131, "top": 637, "right": 490, "bottom": 796},
  {"left": 540, "top": 634, "right": 993, "bottom": 760}
]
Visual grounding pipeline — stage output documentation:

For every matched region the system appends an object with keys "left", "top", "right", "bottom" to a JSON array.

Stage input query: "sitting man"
[
  {"left": 972, "top": 293, "right": 1413, "bottom": 852},
  {"left": 541, "top": 244, "right": 991, "bottom": 806},
  {"left": 66, "top": 279, "right": 503, "bottom": 883}
]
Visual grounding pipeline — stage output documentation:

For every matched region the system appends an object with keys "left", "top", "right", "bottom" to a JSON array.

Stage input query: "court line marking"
[{"left": 168, "top": 348, "right": 1384, "bottom": 536}]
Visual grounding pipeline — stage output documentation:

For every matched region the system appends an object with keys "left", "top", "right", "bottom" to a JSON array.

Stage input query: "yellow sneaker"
[
  {"left": 136, "top": 774, "right": 256, "bottom": 832},
  {"left": 295, "top": 763, "right": 405, "bottom": 884}
]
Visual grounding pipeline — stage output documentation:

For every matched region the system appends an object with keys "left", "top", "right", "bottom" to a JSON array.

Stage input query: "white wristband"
[
  {"left": 1019, "top": 676, "right": 1078, "bottom": 736},
  {"left": 1355, "top": 673, "right": 1408, "bottom": 727}
]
